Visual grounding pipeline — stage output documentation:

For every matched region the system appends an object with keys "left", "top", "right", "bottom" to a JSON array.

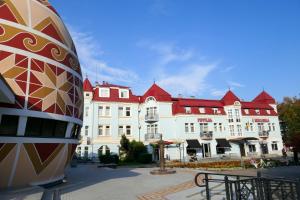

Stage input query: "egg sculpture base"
[{"left": 0, "top": 0, "right": 83, "bottom": 189}]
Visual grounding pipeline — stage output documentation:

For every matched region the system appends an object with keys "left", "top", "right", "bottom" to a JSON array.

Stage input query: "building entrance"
[{"left": 203, "top": 143, "right": 211, "bottom": 158}]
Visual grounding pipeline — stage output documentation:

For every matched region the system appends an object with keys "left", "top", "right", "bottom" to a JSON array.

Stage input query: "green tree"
[
  {"left": 120, "top": 135, "right": 130, "bottom": 159},
  {"left": 278, "top": 96, "right": 300, "bottom": 163}
]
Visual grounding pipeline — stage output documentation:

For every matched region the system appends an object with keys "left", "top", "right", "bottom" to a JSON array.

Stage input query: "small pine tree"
[{"left": 120, "top": 135, "right": 130, "bottom": 159}]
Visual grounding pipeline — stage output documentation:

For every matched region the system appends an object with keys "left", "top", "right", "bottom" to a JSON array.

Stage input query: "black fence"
[{"left": 195, "top": 172, "right": 300, "bottom": 200}]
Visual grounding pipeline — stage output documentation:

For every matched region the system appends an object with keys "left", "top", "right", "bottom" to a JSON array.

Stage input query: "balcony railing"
[
  {"left": 145, "top": 133, "right": 161, "bottom": 141},
  {"left": 258, "top": 130, "right": 269, "bottom": 138},
  {"left": 200, "top": 131, "right": 213, "bottom": 140},
  {"left": 145, "top": 113, "right": 159, "bottom": 123}
]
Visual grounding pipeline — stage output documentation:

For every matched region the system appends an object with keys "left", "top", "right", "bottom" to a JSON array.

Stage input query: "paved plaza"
[{"left": 1, "top": 164, "right": 299, "bottom": 200}]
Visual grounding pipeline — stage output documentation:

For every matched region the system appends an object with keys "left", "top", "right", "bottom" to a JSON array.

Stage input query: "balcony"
[
  {"left": 145, "top": 113, "right": 159, "bottom": 123},
  {"left": 200, "top": 131, "right": 213, "bottom": 140},
  {"left": 145, "top": 133, "right": 161, "bottom": 141},
  {"left": 258, "top": 131, "right": 269, "bottom": 138}
]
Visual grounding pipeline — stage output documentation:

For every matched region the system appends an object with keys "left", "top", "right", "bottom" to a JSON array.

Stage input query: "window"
[
  {"left": 235, "top": 109, "right": 241, "bottom": 122},
  {"left": 185, "top": 123, "right": 189, "bottom": 132},
  {"left": 249, "top": 145, "right": 256, "bottom": 152},
  {"left": 213, "top": 108, "right": 218, "bottom": 114},
  {"left": 245, "top": 122, "right": 249, "bottom": 131},
  {"left": 255, "top": 109, "right": 260, "bottom": 115},
  {"left": 119, "top": 89, "right": 129, "bottom": 98},
  {"left": 105, "top": 106, "right": 110, "bottom": 116},
  {"left": 126, "top": 125, "right": 131, "bottom": 136},
  {"left": 190, "top": 123, "right": 195, "bottom": 133},
  {"left": 272, "top": 123, "right": 275, "bottom": 131},
  {"left": 0, "top": 115, "right": 19, "bottom": 136},
  {"left": 85, "top": 93, "right": 90, "bottom": 97},
  {"left": 250, "top": 123, "right": 253, "bottom": 131},
  {"left": 244, "top": 109, "right": 249, "bottom": 114},
  {"left": 272, "top": 142, "right": 278, "bottom": 151},
  {"left": 200, "top": 123, "right": 208, "bottom": 133},
  {"left": 219, "top": 123, "right": 222, "bottom": 132},
  {"left": 185, "top": 107, "right": 191, "bottom": 114},
  {"left": 84, "top": 146, "right": 89, "bottom": 158},
  {"left": 85, "top": 126, "right": 89, "bottom": 136},
  {"left": 98, "top": 106, "right": 103, "bottom": 116},
  {"left": 228, "top": 109, "right": 233, "bottom": 123},
  {"left": 25, "top": 117, "right": 67, "bottom": 138},
  {"left": 214, "top": 123, "right": 217, "bottom": 132},
  {"left": 98, "top": 125, "right": 103, "bottom": 136},
  {"left": 105, "top": 126, "right": 110, "bottom": 136},
  {"left": 146, "top": 107, "right": 158, "bottom": 116},
  {"left": 147, "top": 124, "right": 158, "bottom": 133},
  {"left": 268, "top": 123, "right": 271, "bottom": 131},
  {"left": 99, "top": 88, "right": 109, "bottom": 97},
  {"left": 85, "top": 107, "right": 89, "bottom": 117},
  {"left": 118, "top": 107, "right": 124, "bottom": 117},
  {"left": 118, "top": 126, "right": 123, "bottom": 136},
  {"left": 199, "top": 107, "right": 205, "bottom": 114},
  {"left": 258, "top": 123, "right": 264, "bottom": 132},
  {"left": 77, "top": 147, "right": 81, "bottom": 156},
  {"left": 237, "top": 125, "right": 242, "bottom": 136},
  {"left": 125, "top": 107, "right": 131, "bottom": 116},
  {"left": 229, "top": 125, "right": 234, "bottom": 136}
]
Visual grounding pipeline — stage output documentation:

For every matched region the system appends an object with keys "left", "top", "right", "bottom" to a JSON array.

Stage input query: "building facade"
[{"left": 78, "top": 78, "right": 283, "bottom": 161}]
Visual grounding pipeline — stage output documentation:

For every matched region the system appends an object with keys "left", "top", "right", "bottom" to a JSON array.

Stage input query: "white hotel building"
[{"left": 77, "top": 78, "right": 283, "bottom": 160}]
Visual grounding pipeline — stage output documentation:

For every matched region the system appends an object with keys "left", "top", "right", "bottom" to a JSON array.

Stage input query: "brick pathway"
[{"left": 137, "top": 180, "right": 196, "bottom": 200}]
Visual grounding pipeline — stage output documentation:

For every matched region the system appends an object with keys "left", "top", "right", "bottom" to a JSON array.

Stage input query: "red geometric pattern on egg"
[{"left": 0, "top": 0, "right": 83, "bottom": 121}]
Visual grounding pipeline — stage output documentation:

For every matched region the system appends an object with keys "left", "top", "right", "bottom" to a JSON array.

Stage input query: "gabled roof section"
[
  {"left": 142, "top": 83, "right": 172, "bottom": 102},
  {"left": 83, "top": 78, "right": 93, "bottom": 92},
  {"left": 253, "top": 91, "right": 276, "bottom": 104},
  {"left": 221, "top": 90, "right": 240, "bottom": 105}
]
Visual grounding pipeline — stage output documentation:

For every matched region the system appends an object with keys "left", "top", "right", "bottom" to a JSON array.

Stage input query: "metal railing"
[
  {"left": 145, "top": 113, "right": 159, "bottom": 123},
  {"left": 195, "top": 172, "right": 300, "bottom": 200},
  {"left": 200, "top": 131, "right": 213, "bottom": 140},
  {"left": 259, "top": 130, "right": 270, "bottom": 138},
  {"left": 145, "top": 132, "right": 160, "bottom": 141}
]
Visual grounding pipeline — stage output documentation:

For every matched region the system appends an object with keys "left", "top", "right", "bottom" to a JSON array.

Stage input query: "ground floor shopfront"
[{"left": 76, "top": 137, "right": 283, "bottom": 161}]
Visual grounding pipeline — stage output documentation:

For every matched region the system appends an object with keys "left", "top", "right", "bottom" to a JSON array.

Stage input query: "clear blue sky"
[{"left": 51, "top": 0, "right": 300, "bottom": 102}]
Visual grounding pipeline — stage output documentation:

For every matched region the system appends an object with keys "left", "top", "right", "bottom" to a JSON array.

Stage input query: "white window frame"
[
  {"left": 185, "top": 123, "right": 189, "bottom": 133},
  {"left": 84, "top": 126, "right": 88, "bottom": 136},
  {"left": 99, "top": 88, "right": 110, "bottom": 97},
  {"left": 125, "top": 107, "right": 131, "bottom": 117},
  {"left": 119, "top": 89, "right": 129, "bottom": 98},
  {"left": 118, "top": 125, "right": 124, "bottom": 136},
  {"left": 272, "top": 142, "right": 278, "bottom": 151},
  {"left": 98, "top": 125, "right": 103, "bottom": 136},
  {"left": 185, "top": 107, "right": 191, "bottom": 114},
  {"left": 249, "top": 144, "right": 256, "bottom": 152},
  {"left": 105, "top": 106, "right": 111, "bottom": 116},
  {"left": 125, "top": 125, "right": 131, "bottom": 136},
  {"left": 199, "top": 107, "right": 205, "bottom": 114},
  {"left": 190, "top": 123, "right": 195, "bottom": 133},
  {"left": 105, "top": 125, "right": 111, "bottom": 136},
  {"left": 118, "top": 107, "right": 124, "bottom": 117}
]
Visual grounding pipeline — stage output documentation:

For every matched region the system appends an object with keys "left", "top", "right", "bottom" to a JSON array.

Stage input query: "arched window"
[{"left": 98, "top": 145, "right": 110, "bottom": 155}]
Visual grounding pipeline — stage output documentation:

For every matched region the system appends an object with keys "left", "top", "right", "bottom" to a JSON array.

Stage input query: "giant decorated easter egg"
[{"left": 0, "top": 0, "right": 83, "bottom": 188}]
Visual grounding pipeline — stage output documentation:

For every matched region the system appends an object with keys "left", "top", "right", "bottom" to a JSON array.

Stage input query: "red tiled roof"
[
  {"left": 83, "top": 78, "right": 93, "bottom": 92},
  {"left": 253, "top": 91, "right": 276, "bottom": 104},
  {"left": 141, "top": 83, "right": 172, "bottom": 102},
  {"left": 221, "top": 90, "right": 240, "bottom": 105}
]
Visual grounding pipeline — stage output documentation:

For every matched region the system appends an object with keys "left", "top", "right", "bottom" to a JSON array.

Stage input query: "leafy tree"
[
  {"left": 120, "top": 135, "right": 130, "bottom": 153},
  {"left": 278, "top": 96, "right": 300, "bottom": 163}
]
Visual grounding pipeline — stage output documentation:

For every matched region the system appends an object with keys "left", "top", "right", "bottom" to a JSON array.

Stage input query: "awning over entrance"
[
  {"left": 216, "top": 139, "right": 231, "bottom": 148},
  {"left": 229, "top": 137, "right": 259, "bottom": 143},
  {"left": 186, "top": 139, "right": 202, "bottom": 149}
]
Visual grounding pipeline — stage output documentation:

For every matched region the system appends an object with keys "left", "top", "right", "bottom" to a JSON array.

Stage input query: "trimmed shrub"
[
  {"left": 137, "top": 153, "right": 152, "bottom": 164},
  {"left": 99, "top": 154, "right": 119, "bottom": 164}
]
